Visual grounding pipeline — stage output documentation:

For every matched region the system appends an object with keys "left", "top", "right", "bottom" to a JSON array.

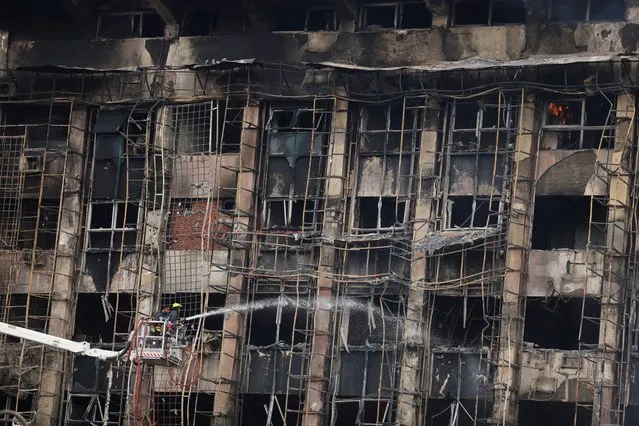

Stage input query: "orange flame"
[{"left": 549, "top": 102, "right": 572, "bottom": 125}]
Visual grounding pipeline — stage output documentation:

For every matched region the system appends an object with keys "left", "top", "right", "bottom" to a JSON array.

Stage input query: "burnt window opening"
[
  {"left": 450, "top": 100, "right": 514, "bottom": 152},
  {"left": 241, "top": 395, "right": 301, "bottom": 426},
  {"left": 446, "top": 196, "right": 500, "bottom": 228},
  {"left": 344, "top": 240, "right": 411, "bottom": 283},
  {"left": 433, "top": 250, "right": 497, "bottom": 287},
  {"left": 426, "top": 399, "right": 492, "bottom": 425},
  {"left": 84, "top": 252, "right": 120, "bottom": 293},
  {"left": 542, "top": 95, "right": 615, "bottom": 150},
  {"left": 74, "top": 293, "right": 136, "bottom": 344},
  {"left": 337, "top": 351, "right": 397, "bottom": 397},
  {"left": 2, "top": 104, "right": 71, "bottom": 141},
  {"left": 344, "top": 296, "right": 404, "bottom": 347},
  {"left": 172, "top": 101, "right": 242, "bottom": 154},
  {"left": 358, "top": 197, "right": 407, "bottom": 230},
  {"left": 627, "top": 406, "right": 639, "bottom": 426},
  {"left": 86, "top": 109, "right": 149, "bottom": 291},
  {"left": 267, "top": 108, "right": 329, "bottom": 132},
  {"left": 181, "top": 9, "right": 218, "bottom": 36},
  {"left": 361, "top": 2, "right": 432, "bottom": 29},
  {"left": 272, "top": 6, "right": 337, "bottom": 31},
  {"left": 0, "top": 204, "right": 21, "bottom": 250},
  {"left": 360, "top": 104, "right": 422, "bottom": 153},
  {"left": 88, "top": 202, "right": 139, "bottom": 230},
  {"left": 518, "top": 401, "right": 592, "bottom": 426},
  {"left": 453, "top": 0, "right": 526, "bottom": 26},
  {"left": 633, "top": 305, "right": 639, "bottom": 352},
  {"left": 20, "top": 154, "right": 44, "bottom": 173},
  {"left": 220, "top": 199, "right": 236, "bottom": 212},
  {"left": 264, "top": 106, "right": 330, "bottom": 231},
  {"left": 0, "top": 135, "right": 23, "bottom": 250},
  {"left": 247, "top": 295, "right": 312, "bottom": 347},
  {"left": 91, "top": 156, "right": 146, "bottom": 200},
  {"left": 19, "top": 200, "right": 59, "bottom": 250},
  {"left": 68, "top": 394, "right": 125, "bottom": 423},
  {"left": 549, "top": 0, "right": 625, "bottom": 22},
  {"left": 87, "top": 202, "right": 140, "bottom": 250},
  {"left": 332, "top": 400, "right": 395, "bottom": 425},
  {"left": 524, "top": 297, "right": 600, "bottom": 350},
  {"left": 154, "top": 393, "right": 215, "bottom": 426},
  {"left": 532, "top": 196, "right": 606, "bottom": 250},
  {"left": 307, "top": 9, "right": 337, "bottom": 31},
  {"left": 355, "top": 104, "right": 419, "bottom": 217},
  {"left": 429, "top": 296, "right": 496, "bottom": 348},
  {"left": 0, "top": 396, "right": 34, "bottom": 423},
  {"left": 97, "top": 11, "right": 165, "bottom": 38},
  {"left": 263, "top": 199, "right": 321, "bottom": 231},
  {"left": 0, "top": 294, "right": 50, "bottom": 334},
  {"left": 91, "top": 109, "right": 149, "bottom": 201},
  {"left": 201, "top": 294, "right": 226, "bottom": 333}
]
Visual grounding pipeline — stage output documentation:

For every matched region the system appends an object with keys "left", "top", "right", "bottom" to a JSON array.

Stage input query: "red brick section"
[{"left": 167, "top": 200, "right": 232, "bottom": 250}]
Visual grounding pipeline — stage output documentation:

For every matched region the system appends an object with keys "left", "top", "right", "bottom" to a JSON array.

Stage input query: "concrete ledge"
[
  {"left": 10, "top": 22, "right": 639, "bottom": 71},
  {"left": 9, "top": 27, "right": 526, "bottom": 70},
  {"left": 519, "top": 348, "right": 596, "bottom": 402},
  {"left": 527, "top": 249, "right": 604, "bottom": 296}
]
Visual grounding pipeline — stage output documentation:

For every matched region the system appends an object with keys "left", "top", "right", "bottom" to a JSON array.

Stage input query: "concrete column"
[
  {"left": 302, "top": 97, "right": 348, "bottom": 426},
  {"left": 397, "top": 100, "right": 440, "bottom": 426},
  {"left": 213, "top": 104, "right": 259, "bottom": 425},
  {"left": 36, "top": 107, "right": 88, "bottom": 425},
  {"left": 493, "top": 93, "right": 537, "bottom": 426},
  {"left": 592, "top": 92, "right": 635, "bottom": 426}
]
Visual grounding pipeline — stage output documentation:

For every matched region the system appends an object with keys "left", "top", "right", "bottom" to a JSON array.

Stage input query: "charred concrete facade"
[{"left": 2, "top": 0, "right": 639, "bottom": 425}]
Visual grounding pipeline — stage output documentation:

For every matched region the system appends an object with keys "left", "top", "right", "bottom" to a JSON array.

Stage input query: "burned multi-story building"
[{"left": 1, "top": 0, "right": 639, "bottom": 425}]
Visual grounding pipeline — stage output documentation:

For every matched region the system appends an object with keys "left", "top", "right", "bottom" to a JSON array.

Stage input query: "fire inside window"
[{"left": 542, "top": 95, "right": 615, "bottom": 150}]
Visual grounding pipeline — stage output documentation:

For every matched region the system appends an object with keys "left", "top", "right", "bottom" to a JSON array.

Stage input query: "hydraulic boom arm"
[{"left": 0, "top": 321, "right": 131, "bottom": 361}]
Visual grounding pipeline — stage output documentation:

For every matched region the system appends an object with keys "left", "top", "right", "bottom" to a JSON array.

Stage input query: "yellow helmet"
[{"left": 172, "top": 303, "right": 183, "bottom": 309}]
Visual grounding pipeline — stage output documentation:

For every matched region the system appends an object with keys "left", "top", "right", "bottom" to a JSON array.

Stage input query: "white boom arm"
[{"left": 0, "top": 321, "right": 129, "bottom": 361}]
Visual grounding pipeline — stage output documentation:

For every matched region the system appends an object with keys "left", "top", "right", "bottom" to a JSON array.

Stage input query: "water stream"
[{"left": 184, "top": 295, "right": 379, "bottom": 321}]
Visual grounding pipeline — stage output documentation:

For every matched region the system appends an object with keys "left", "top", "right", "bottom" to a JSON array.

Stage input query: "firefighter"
[
  {"left": 153, "top": 306, "right": 170, "bottom": 321},
  {"left": 168, "top": 303, "right": 182, "bottom": 324}
]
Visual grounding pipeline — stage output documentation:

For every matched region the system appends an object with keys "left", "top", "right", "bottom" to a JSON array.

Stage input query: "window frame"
[
  {"left": 270, "top": 7, "right": 338, "bottom": 32},
  {"left": 548, "top": 0, "right": 626, "bottom": 23},
  {"left": 359, "top": 1, "right": 431, "bottom": 30},
  {"left": 350, "top": 103, "right": 422, "bottom": 234},
  {"left": 444, "top": 196, "right": 500, "bottom": 229},
  {"left": 541, "top": 96, "right": 615, "bottom": 150},
  {"left": 96, "top": 11, "right": 161, "bottom": 39},
  {"left": 171, "top": 100, "right": 242, "bottom": 154},
  {"left": 449, "top": 99, "right": 514, "bottom": 152},
  {"left": 451, "top": 0, "right": 527, "bottom": 27},
  {"left": 261, "top": 106, "right": 331, "bottom": 232},
  {"left": 83, "top": 108, "right": 150, "bottom": 292}
]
